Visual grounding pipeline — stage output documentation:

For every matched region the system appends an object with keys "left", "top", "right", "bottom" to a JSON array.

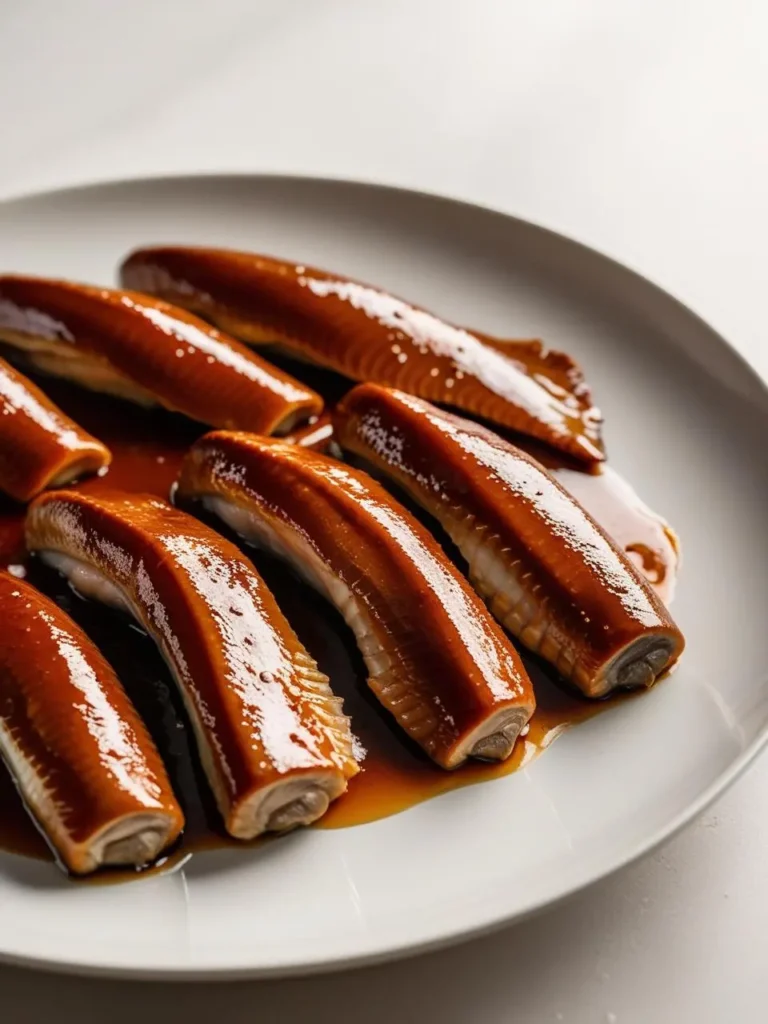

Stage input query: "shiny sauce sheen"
[{"left": 0, "top": 374, "right": 649, "bottom": 879}]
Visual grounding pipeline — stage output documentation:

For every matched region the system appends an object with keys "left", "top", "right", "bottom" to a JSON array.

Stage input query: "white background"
[{"left": 1, "top": 1, "right": 766, "bottom": 1020}]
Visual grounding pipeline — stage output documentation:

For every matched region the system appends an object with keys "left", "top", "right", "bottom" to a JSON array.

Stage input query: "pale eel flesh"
[
  {"left": 334, "top": 384, "right": 685, "bottom": 698},
  {"left": 0, "top": 571, "right": 183, "bottom": 874},
  {"left": 25, "top": 491, "right": 357, "bottom": 838},
  {"left": 0, "top": 275, "right": 322, "bottom": 434},
  {"left": 176, "top": 432, "right": 536, "bottom": 769},
  {"left": 119, "top": 246, "right": 603, "bottom": 464}
]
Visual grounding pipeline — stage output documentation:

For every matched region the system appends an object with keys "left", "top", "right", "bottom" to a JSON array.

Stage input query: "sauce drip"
[
  {"left": 0, "top": 373, "right": 660, "bottom": 879},
  {"left": 553, "top": 466, "right": 679, "bottom": 605}
]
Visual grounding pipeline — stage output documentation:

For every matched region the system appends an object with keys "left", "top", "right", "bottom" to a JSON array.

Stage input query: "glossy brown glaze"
[
  {"left": 0, "top": 356, "right": 110, "bottom": 502},
  {"left": 283, "top": 405, "right": 681, "bottom": 600},
  {"left": 120, "top": 246, "right": 603, "bottom": 463},
  {"left": 25, "top": 490, "right": 358, "bottom": 839},
  {"left": 0, "top": 275, "right": 322, "bottom": 434},
  {"left": 177, "top": 432, "right": 536, "bottom": 769},
  {"left": 0, "top": 561, "right": 616, "bottom": 870},
  {"left": 0, "top": 382, "right": 635, "bottom": 871},
  {"left": 0, "top": 571, "right": 183, "bottom": 874},
  {"left": 335, "top": 385, "right": 684, "bottom": 697}
]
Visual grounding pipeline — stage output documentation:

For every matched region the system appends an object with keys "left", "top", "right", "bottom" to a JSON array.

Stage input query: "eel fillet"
[
  {"left": 0, "top": 355, "right": 110, "bottom": 501},
  {"left": 119, "top": 246, "right": 603, "bottom": 464},
  {"left": 0, "top": 571, "right": 183, "bottom": 874},
  {"left": 176, "top": 432, "right": 536, "bottom": 769},
  {"left": 0, "top": 275, "right": 322, "bottom": 434},
  {"left": 334, "top": 384, "right": 685, "bottom": 698},
  {"left": 25, "top": 491, "right": 357, "bottom": 838}
]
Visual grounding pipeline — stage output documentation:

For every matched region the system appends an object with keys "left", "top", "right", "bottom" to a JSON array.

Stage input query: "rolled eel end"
[
  {"left": 464, "top": 706, "right": 531, "bottom": 765},
  {"left": 580, "top": 633, "right": 680, "bottom": 699},
  {"left": 230, "top": 772, "right": 345, "bottom": 839},
  {"left": 81, "top": 813, "right": 181, "bottom": 875}
]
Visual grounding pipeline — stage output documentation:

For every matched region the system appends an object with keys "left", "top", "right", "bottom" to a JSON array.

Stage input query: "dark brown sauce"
[
  {"left": 626, "top": 543, "right": 667, "bottom": 587},
  {"left": 0, "top": 372, "right": 645, "bottom": 880}
]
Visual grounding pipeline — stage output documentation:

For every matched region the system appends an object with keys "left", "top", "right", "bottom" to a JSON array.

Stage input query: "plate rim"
[{"left": 0, "top": 171, "right": 767, "bottom": 980}]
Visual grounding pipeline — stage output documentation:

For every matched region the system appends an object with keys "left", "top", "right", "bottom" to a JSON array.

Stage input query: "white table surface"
[{"left": 1, "top": 1, "right": 766, "bottom": 1020}]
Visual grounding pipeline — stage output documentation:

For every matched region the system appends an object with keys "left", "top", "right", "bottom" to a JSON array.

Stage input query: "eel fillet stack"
[
  {"left": 0, "top": 355, "right": 110, "bottom": 501},
  {"left": 0, "top": 275, "right": 322, "bottom": 433},
  {"left": 334, "top": 384, "right": 685, "bottom": 698},
  {"left": 119, "top": 245, "right": 604, "bottom": 463},
  {"left": 0, "top": 572, "right": 183, "bottom": 874},
  {"left": 176, "top": 432, "right": 536, "bottom": 769},
  {"left": 25, "top": 491, "right": 358, "bottom": 838}
]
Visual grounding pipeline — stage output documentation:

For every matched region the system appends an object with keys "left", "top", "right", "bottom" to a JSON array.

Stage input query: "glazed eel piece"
[
  {"left": 0, "top": 275, "right": 322, "bottom": 434},
  {"left": 0, "top": 355, "right": 110, "bottom": 501},
  {"left": 120, "top": 246, "right": 604, "bottom": 464},
  {"left": 25, "top": 491, "right": 358, "bottom": 838},
  {"left": 177, "top": 433, "right": 536, "bottom": 769},
  {"left": 334, "top": 385, "right": 685, "bottom": 698},
  {"left": 0, "top": 572, "right": 183, "bottom": 874}
]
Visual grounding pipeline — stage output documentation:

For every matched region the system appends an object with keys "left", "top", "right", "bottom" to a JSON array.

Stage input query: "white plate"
[{"left": 0, "top": 175, "right": 766, "bottom": 979}]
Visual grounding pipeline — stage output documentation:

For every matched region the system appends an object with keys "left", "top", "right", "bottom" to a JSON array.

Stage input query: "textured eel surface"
[
  {"left": 0, "top": 571, "right": 183, "bottom": 874},
  {"left": 0, "top": 275, "right": 322, "bottom": 434},
  {"left": 177, "top": 432, "right": 536, "bottom": 769},
  {"left": 0, "top": 356, "right": 110, "bottom": 501},
  {"left": 120, "top": 246, "right": 603, "bottom": 464},
  {"left": 25, "top": 491, "right": 357, "bottom": 839},
  {"left": 335, "top": 385, "right": 685, "bottom": 698}
]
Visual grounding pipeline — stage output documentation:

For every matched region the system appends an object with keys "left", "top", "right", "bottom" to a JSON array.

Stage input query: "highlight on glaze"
[
  {"left": 119, "top": 246, "right": 603, "bottom": 463},
  {"left": 334, "top": 384, "right": 685, "bottom": 698},
  {"left": 25, "top": 491, "right": 358, "bottom": 839},
  {"left": 0, "top": 356, "right": 110, "bottom": 502},
  {"left": 176, "top": 432, "right": 536, "bottom": 769},
  {"left": 0, "top": 572, "right": 183, "bottom": 874},
  {"left": 0, "top": 275, "right": 322, "bottom": 434}
]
